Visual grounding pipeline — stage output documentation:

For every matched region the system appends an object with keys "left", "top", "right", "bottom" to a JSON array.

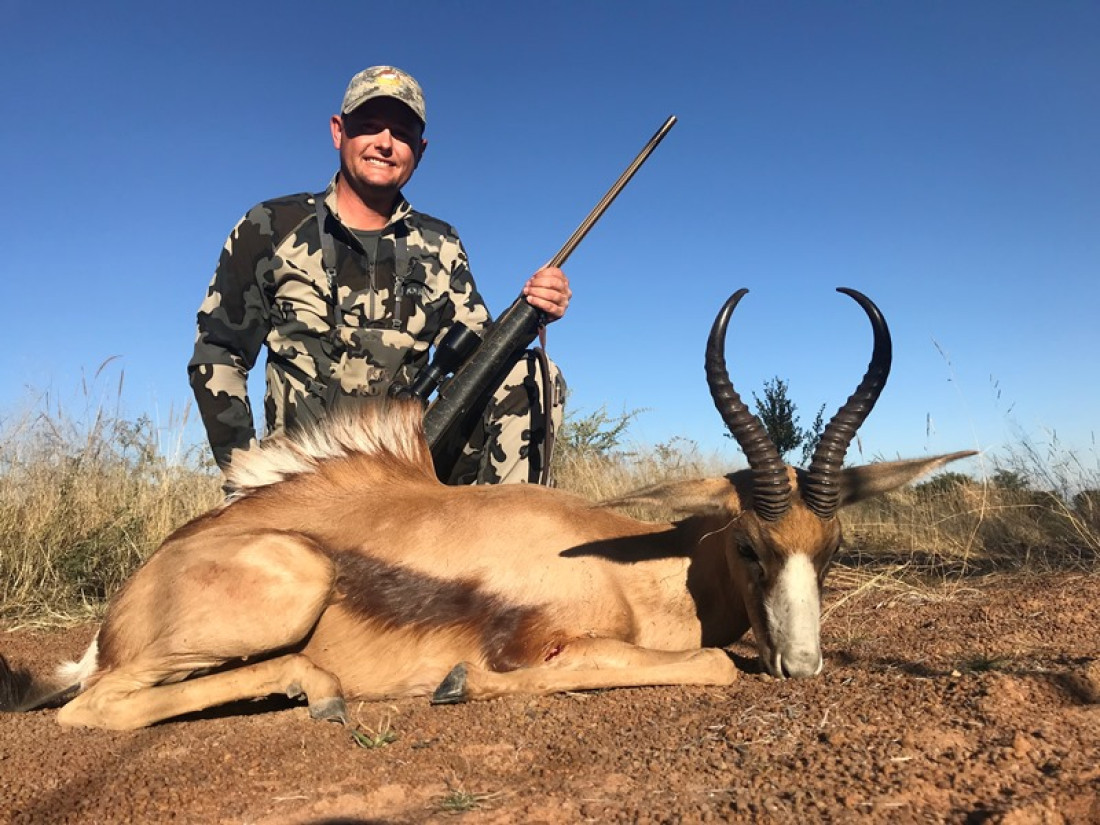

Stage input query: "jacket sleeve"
[
  {"left": 187, "top": 208, "right": 272, "bottom": 470},
  {"left": 437, "top": 233, "right": 492, "bottom": 347}
]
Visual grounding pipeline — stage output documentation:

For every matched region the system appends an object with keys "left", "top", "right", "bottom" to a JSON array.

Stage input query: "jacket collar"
[{"left": 321, "top": 174, "right": 412, "bottom": 233}]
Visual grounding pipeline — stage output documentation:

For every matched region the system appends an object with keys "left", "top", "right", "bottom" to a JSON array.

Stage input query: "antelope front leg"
[{"left": 432, "top": 640, "right": 738, "bottom": 704}]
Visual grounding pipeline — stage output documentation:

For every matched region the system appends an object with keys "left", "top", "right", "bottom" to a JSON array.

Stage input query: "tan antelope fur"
[{"left": 1, "top": 288, "right": 974, "bottom": 730}]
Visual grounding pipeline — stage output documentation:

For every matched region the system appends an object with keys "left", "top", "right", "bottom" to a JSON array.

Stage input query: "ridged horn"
[
  {"left": 802, "top": 288, "right": 893, "bottom": 519},
  {"left": 706, "top": 289, "right": 792, "bottom": 521}
]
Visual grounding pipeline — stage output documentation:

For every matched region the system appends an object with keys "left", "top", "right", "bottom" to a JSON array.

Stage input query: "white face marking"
[{"left": 763, "top": 554, "right": 822, "bottom": 678}]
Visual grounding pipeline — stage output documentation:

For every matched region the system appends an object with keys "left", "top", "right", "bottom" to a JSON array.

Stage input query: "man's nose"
[{"left": 374, "top": 128, "right": 394, "bottom": 149}]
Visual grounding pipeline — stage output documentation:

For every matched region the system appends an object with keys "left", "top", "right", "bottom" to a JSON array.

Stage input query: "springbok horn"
[
  {"left": 705, "top": 289, "right": 792, "bottom": 521},
  {"left": 802, "top": 288, "right": 893, "bottom": 519}
]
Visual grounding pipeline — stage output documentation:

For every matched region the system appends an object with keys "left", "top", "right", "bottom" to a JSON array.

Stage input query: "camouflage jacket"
[{"left": 188, "top": 180, "right": 492, "bottom": 469}]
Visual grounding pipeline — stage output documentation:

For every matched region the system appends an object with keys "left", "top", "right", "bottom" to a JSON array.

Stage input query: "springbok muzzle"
[{"left": 763, "top": 555, "right": 823, "bottom": 679}]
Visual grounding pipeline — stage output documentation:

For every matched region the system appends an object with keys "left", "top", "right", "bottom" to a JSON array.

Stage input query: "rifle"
[{"left": 391, "top": 115, "right": 678, "bottom": 480}]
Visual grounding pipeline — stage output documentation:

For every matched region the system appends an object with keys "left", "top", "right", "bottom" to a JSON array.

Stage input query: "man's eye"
[{"left": 346, "top": 117, "right": 414, "bottom": 144}]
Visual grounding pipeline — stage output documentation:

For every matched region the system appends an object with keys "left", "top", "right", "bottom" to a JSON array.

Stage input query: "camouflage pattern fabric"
[
  {"left": 445, "top": 351, "right": 566, "bottom": 485},
  {"left": 189, "top": 179, "right": 563, "bottom": 484}
]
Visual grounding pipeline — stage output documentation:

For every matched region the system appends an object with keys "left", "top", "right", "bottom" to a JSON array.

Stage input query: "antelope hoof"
[
  {"left": 431, "top": 664, "right": 469, "bottom": 705},
  {"left": 309, "top": 696, "right": 349, "bottom": 725}
]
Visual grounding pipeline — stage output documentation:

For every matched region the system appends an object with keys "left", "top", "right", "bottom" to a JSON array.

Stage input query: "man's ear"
[
  {"left": 331, "top": 115, "right": 345, "bottom": 150},
  {"left": 415, "top": 138, "right": 428, "bottom": 167}
]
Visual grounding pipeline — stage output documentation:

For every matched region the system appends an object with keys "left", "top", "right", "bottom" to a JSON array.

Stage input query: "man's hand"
[{"left": 522, "top": 267, "right": 572, "bottom": 322}]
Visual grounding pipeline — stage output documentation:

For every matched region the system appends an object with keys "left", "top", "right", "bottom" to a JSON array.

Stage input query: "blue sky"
[{"left": 1, "top": 1, "right": 1097, "bottom": 477}]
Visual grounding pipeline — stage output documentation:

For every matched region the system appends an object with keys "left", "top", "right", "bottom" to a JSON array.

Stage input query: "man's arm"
[
  {"left": 187, "top": 211, "right": 271, "bottom": 471},
  {"left": 435, "top": 233, "right": 492, "bottom": 342},
  {"left": 443, "top": 239, "right": 571, "bottom": 331}
]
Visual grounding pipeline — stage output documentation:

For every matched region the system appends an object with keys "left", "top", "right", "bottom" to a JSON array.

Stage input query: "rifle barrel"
[
  {"left": 423, "top": 115, "right": 678, "bottom": 456},
  {"left": 547, "top": 115, "right": 677, "bottom": 269}
]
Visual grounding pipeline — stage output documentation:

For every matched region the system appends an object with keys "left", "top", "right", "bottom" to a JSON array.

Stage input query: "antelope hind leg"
[
  {"left": 58, "top": 653, "right": 345, "bottom": 730},
  {"left": 433, "top": 640, "right": 738, "bottom": 704},
  {"left": 58, "top": 530, "right": 342, "bottom": 730}
]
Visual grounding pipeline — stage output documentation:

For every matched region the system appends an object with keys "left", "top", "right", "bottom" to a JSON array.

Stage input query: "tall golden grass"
[
  {"left": 843, "top": 482, "right": 1100, "bottom": 574},
  {"left": 0, "top": 394, "right": 221, "bottom": 626},
  {"left": 1, "top": 398, "right": 1096, "bottom": 625}
]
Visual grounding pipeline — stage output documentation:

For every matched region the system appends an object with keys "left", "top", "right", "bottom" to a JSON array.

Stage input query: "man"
[{"left": 189, "top": 66, "right": 570, "bottom": 485}]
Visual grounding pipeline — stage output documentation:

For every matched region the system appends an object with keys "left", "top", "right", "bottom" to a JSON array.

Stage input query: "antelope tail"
[{"left": 0, "top": 638, "right": 96, "bottom": 712}]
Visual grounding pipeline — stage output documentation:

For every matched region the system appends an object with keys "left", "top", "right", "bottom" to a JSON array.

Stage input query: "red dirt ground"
[{"left": 2, "top": 571, "right": 1098, "bottom": 824}]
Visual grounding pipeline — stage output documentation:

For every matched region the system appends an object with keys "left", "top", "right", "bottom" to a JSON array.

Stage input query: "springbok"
[{"left": 2, "top": 288, "right": 973, "bottom": 730}]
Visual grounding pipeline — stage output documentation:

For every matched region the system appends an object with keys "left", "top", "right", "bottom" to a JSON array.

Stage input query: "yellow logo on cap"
[{"left": 377, "top": 70, "right": 401, "bottom": 86}]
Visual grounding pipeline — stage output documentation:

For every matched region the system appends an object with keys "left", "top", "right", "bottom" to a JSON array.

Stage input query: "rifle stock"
[
  {"left": 422, "top": 298, "right": 540, "bottom": 454},
  {"left": 418, "top": 115, "right": 679, "bottom": 478}
]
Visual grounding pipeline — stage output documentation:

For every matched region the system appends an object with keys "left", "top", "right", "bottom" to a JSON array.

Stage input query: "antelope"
[{"left": 1, "top": 288, "right": 973, "bottom": 730}]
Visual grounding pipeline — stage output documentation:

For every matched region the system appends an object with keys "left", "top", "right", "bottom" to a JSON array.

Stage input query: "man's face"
[{"left": 331, "top": 97, "right": 426, "bottom": 197}]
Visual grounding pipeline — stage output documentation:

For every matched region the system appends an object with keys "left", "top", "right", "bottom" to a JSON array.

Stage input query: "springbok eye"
[
  {"left": 737, "top": 543, "right": 760, "bottom": 564},
  {"left": 818, "top": 544, "right": 840, "bottom": 583}
]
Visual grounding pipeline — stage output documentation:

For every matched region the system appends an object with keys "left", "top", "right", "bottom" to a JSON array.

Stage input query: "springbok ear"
[
  {"left": 598, "top": 477, "right": 741, "bottom": 518},
  {"left": 833, "top": 450, "right": 978, "bottom": 507}
]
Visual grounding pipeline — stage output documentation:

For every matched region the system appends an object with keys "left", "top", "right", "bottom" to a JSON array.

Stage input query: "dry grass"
[
  {"left": 843, "top": 480, "right": 1100, "bottom": 576},
  {"left": 552, "top": 435, "right": 728, "bottom": 503},
  {"left": 2, "top": 393, "right": 1096, "bottom": 626},
  {"left": 0, "top": 389, "right": 221, "bottom": 626}
]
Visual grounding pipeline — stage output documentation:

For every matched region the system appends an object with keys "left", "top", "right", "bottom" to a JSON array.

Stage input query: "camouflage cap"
[{"left": 341, "top": 66, "right": 426, "bottom": 126}]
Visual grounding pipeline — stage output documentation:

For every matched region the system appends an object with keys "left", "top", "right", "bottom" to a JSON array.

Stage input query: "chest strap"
[
  {"left": 314, "top": 194, "right": 412, "bottom": 332},
  {"left": 314, "top": 194, "right": 339, "bottom": 291}
]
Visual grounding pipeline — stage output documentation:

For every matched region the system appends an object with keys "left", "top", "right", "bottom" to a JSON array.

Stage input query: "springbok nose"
[{"left": 779, "top": 650, "right": 822, "bottom": 679}]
